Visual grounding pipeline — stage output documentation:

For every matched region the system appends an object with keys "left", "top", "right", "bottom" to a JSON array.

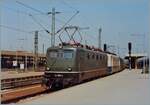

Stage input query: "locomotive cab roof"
[
  {"left": 47, "top": 42, "right": 104, "bottom": 52},
  {"left": 47, "top": 42, "right": 118, "bottom": 57}
]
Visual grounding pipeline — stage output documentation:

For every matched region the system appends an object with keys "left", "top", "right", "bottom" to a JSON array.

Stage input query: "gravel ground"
[{"left": 19, "top": 69, "right": 150, "bottom": 105}]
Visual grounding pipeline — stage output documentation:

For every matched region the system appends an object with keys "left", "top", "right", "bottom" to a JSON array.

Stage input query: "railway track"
[
  {"left": 1, "top": 73, "right": 46, "bottom": 104},
  {"left": 1, "top": 84, "right": 48, "bottom": 104}
]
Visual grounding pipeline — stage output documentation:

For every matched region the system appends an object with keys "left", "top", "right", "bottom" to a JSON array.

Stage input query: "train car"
[
  {"left": 106, "top": 53, "right": 125, "bottom": 74},
  {"left": 43, "top": 43, "right": 124, "bottom": 89}
]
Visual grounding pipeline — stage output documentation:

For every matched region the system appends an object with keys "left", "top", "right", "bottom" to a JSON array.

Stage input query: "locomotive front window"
[
  {"left": 48, "top": 50, "right": 74, "bottom": 59},
  {"left": 63, "top": 51, "right": 73, "bottom": 59},
  {"left": 49, "top": 52, "right": 58, "bottom": 58}
]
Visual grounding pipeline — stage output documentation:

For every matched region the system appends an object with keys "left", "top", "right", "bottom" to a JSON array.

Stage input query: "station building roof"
[
  {"left": 125, "top": 53, "right": 147, "bottom": 58},
  {"left": 1, "top": 50, "right": 45, "bottom": 57}
]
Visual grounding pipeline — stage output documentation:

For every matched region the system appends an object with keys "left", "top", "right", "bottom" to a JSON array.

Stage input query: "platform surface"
[{"left": 20, "top": 69, "right": 150, "bottom": 105}]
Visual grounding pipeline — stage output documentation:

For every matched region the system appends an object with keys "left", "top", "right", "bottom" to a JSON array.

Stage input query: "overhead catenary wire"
[
  {"left": 57, "top": 0, "right": 97, "bottom": 45},
  {"left": 15, "top": 1, "right": 50, "bottom": 35},
  {"left": 1, "top": 5, "right": 30, "bottom": 15},
  {"left": 2, "top": 4, "right": 67, "bottom": 26},
  {"left": 59, "top": 0, "right": 98, "bottom": 44},
  {"left": 0, "top": 24, "right": 51, "bottom": 49},
  {"left": 15, "top": 1, "right": 68, "bottom": 25},
  {"left": 60, "top": 0, "right": 79, "bottom": 12},
  {"left": 2, "top": 5, "right": 48, "bottom": 29},
  {"left": 16, "top": 1, "right": 69, "bottom": 36},
  {"left": 15, "top": 1, "right": 80, "bottom": 35},
  {"left": 16, "top": 1, "right": 52, "bottom": 35},
  {"left": 15, "top": 1, "right": 90, "bottom": 46},
  {"left": 61, "top": 0, "right": 96, "bottom": 42},
  {"left": 56, "top": 11, "right": 79, "bottom": 34},
  {"left": 16, "top": 1, "right": 46, "bottom": 15},
  {"left": 29, "top": 14, "right": 51, "bottom": 34},
  {"left": 0, "top": 24, "right": 50, "bottom": 40},
  {"left": 0, "top": 25, "right": 31, "bottom": 33},
  {"left": 1, "top": 5, "right": 52, "bottom": 52}
]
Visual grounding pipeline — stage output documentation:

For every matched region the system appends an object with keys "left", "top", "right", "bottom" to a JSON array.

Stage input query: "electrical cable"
[
  {"left": 0, "top": 25, "right": 50, "bottom": 41},
  {"left": 16, "top": 1, "right": 80, "bottom": 36},
  {"left": 16, "top": 1, "right": 46, "bottom": 15},
  {"left": 56, "top": 11, "right": 79, "bottom": 34},
  {"left": 60, "top": 0, "right": 78, "bottom": 12},
  {"left": 29, "top": 14, "right": 51, "bottom": 34},
  {"left": 1, "top": 5, "right": 29, "bottom": 15},
  {"left": 0, "top": 24, "right": 31, "bottom": 33}
]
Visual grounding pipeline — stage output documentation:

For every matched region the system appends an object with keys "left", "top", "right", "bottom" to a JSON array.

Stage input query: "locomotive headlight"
[
  {"left": 46, "top": 67, "right": 50, "bottom": 70},
  {"left": 67, "top": 67, "right": 72, "bottom": 71}
]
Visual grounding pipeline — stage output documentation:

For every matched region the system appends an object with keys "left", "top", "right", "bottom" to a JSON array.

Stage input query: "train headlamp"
[
  {"left": 67, "top": 67, "right": 72, "bottom": 71},
  {"left": 46, "top": 67, "right": 50, "bottom": 70},
  {"left": 59, "top": 43, "right": 63, "bottom": 48}
]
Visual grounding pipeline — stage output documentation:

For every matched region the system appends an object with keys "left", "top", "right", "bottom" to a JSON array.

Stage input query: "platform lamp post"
[
  {"left": 103, "top": 44, "right": 107, "bottom": 52},
  {"left": 34, "top": 31, "right": 38, "bottom": 71},
  {"left": 15, "top": 47, "right": 18, "bottom": 72},
  {"left": 18, "top": 38, "right": 28, "bottom": 72},
  {"left": 128, "top": 42, "right": 132, "bottom": 70}
]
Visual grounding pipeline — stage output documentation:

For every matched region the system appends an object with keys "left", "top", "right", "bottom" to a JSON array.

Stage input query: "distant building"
[
  {"left": 124, "top": 53, "right": 147, "bottom": 69},
  {"left": 1, "top": 50, "right": 46, "bottom": 71}
]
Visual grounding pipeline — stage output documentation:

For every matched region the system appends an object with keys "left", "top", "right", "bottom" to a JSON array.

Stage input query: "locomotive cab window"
[
  {"left": 63, "top": 51, "right": 73, "bottom": 59},
  {"left": 49, "top": 51, "right": 58, "bottom": 58}
]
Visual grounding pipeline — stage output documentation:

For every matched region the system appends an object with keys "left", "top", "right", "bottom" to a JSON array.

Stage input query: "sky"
[{"left": 0, "top": 0, "right": 150, "bottom": 57}]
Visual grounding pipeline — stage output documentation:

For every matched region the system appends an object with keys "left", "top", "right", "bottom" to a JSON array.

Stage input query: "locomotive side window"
[
  {"left": 49, "top": 52, "right": 58, "bottom": 58},
  {"left": 96, "top": 54, "right": 99, "bottom": 60},
  {"left": 92, "top": 54, "right": 95, "bottom": 59},
  {"left": 87, "top": 53, "right": 90, "bottom": 59},
  {"left": 63, "top": 51, "right": 73, "bottom": 59},
  {"left": 99, "top": 55, "right": 102, "bottom": 60},
  {"left": 58, "top": 50, "right": 63, "bottom": 58}
]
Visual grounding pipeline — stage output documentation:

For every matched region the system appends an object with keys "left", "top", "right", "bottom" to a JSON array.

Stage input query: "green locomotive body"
[{"left": 43, "top": 44, "right": 124, "bottom": 89}]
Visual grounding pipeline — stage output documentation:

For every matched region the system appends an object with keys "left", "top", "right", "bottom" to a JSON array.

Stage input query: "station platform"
[
  {"left": 1, "top": 70, "right": 44, "bottom": 80},
  {"left": 21, "top": 69, "right": 150, "bottom": 105},
  {"left": 1, "top": 70, "right": 44, "bottom": 90}
]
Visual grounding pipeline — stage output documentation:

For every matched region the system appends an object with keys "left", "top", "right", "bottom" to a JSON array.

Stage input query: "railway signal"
[
  {"left": 128, "top": 42, "right": 132, "bottom": 70},
  {"left": 104, "top": 44, "right": 107, "bottom": 52},
  {"left": 128, "top": 42, "right": 132, "bottom": 54}
]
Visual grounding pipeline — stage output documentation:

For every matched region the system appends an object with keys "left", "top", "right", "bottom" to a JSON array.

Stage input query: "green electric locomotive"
[{"left": 43, "top": 42, "right": 124, "bottom": 89}]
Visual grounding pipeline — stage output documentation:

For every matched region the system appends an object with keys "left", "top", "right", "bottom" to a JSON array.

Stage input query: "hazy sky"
[{"left": 0, "top": 0, "right": 149, "bottom": 57}]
